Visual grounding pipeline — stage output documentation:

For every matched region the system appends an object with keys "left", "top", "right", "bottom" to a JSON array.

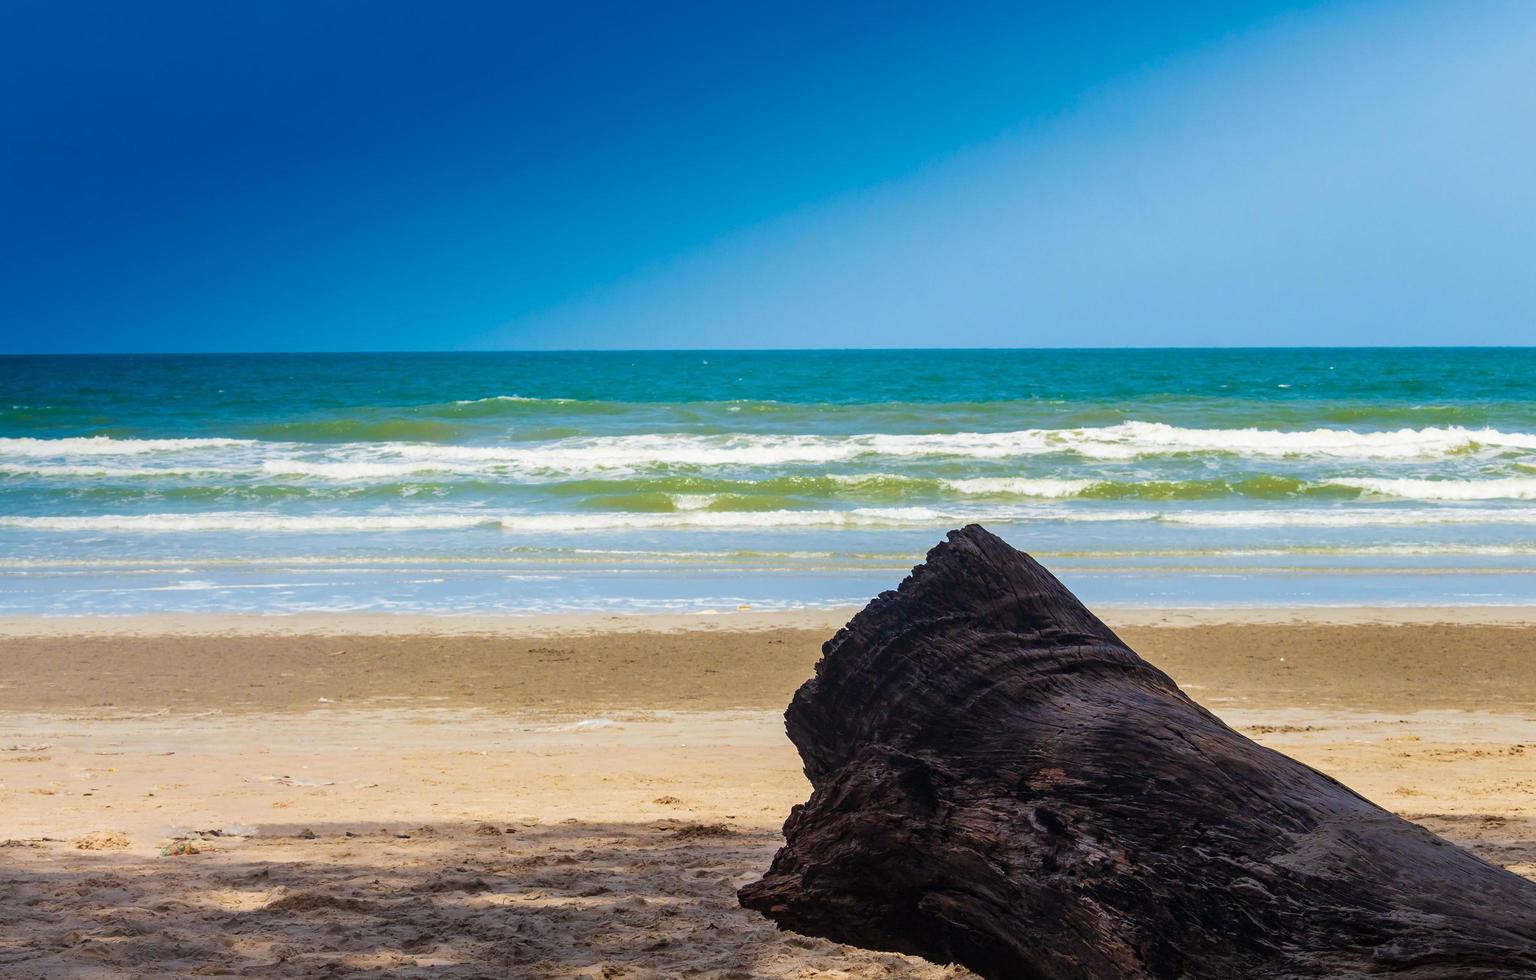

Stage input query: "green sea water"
[{"left": 5, "top": 349, "right": 1536, "bottom": 613}]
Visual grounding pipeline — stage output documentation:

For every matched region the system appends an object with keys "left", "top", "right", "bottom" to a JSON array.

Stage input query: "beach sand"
[{"left": 1, "top": 610, "right": 1533, "bottom": 978}]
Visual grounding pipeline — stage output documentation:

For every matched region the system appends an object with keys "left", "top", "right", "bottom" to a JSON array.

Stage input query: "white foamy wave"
[
  {"left": 9, "top": 501, "right": 1536, "bottom": 535},
  {"left": 1028, "top": 422, "right": 1536, "bottom": 460},
  {"left": 824, "top": 472, "right": 915, "bottom": 485},
  {"left": 1329, "top": 477, "right": 1536, "bottom": 501},
  {"left": 1165, "top": 507, "right": 1536, "bottom": 527},
  {"left": 8, "top": 423, "right": 1536, "bottom": 477},
  {"left": 944, "top": 478, "right": 1098, "bottom": 497},
  {"left": 388, "top": 435, "right": 862, "bottom": 468},
  {"left": 0, "top": 437, "right": 253, "bottom": 457},
  {"left": 450, "top": 395, "right": 571, "bottom": 405},
  {"left": 561, "top": 505, "right": 1175, "bottom": 530},
  {"left": 260, "top": 460, "right": 456, "bottom": 480},
  {"left": 18, "top": 422, "right": 1524, "bottom": 484},
  {"left": 1334, "top": 543, "right": 1536, "bottom": 556},
  {"left": 0, "top": 506, "right": 1176, "bottom": 534},
  {"left": 370, "top": 422, "right": 1536, "bottom": 468},
  {"left": 0, "top": 513, "right": 496, "bottom": 532},
  {"left": 489, "top": 507, "right": 958, "bottom": 532},
  {"left": 0, "top": 464, "right": 248, "bottom": 478}
]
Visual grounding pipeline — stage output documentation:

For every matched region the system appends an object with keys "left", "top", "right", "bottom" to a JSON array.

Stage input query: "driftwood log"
[{"left": 740, "top": 525, "right": 1536, "bottom": 978}]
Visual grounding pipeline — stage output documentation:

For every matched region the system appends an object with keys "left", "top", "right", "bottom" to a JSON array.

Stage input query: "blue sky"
[{"left": 3, "top": 1, "right": 1534, "bottom": 352}]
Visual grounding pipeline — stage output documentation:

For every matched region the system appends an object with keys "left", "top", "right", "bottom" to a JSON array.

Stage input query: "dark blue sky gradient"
[{"left": 3, "top": 1, "right": 1533, "bottom": 351}]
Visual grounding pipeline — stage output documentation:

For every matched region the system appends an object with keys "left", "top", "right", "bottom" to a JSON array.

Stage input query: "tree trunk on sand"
[{"left": 738, "top": 525, "right": 1536, "bottom": 979}]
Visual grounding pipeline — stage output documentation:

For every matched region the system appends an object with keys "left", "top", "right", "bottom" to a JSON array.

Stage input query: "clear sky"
[{"left": 3, "top": 1, "right": 1534, "bottom": 352}]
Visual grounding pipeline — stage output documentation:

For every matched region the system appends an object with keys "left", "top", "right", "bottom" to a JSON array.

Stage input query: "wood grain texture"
[{"left": 739, "top": 525, "right": 1536, "bottom": 979}]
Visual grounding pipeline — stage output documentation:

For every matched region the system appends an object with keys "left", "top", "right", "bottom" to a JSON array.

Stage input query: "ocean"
[{"left": 5, "top": 348, "right": 1536, "bottom": 615}]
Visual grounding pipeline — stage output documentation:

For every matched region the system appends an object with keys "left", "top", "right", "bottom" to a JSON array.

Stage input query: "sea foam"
[
  {"left": 943, "top": 478, "right": 1099, "bottom": 497},
  {"left": 10, "top": 424, "right": 1534, "bottom": 473},
  {"left": 1328, "top": 477, "right": 1536, "bottom": 501},
  {"left": 1164, "top": 507, "right": 1536, "bottom": 527},
  {"left": 12, "top": 503, "right": 1536, "bottom": 534},
  {"left": 362, "top": 422, "right": 1536, "bottom": 469},
  {"left": 0, "top": 436, "right": 253, "bottom": 456}
]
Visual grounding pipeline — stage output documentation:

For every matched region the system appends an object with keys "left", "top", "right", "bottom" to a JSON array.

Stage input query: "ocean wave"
[
  {"left": 0, "top": 464, "right": 249, "bottom": 478},
  {"left": 16, "top": 504, "right": 1536, "bottom": 534},
  {"left": 0, "top": 513, "right": 498, "bottom": 532},
  {"left": 10, "top": 423, "right": 1536, "bottom": 472},
  {"left": 943, "top": 478, "right": 1098, "bottom": 497},
  {"left": 259, "top": 460, "right": 457, "bottom": 479},
  {"left": 373, "top": 422, "right": 1536, "bottom": 466},
  {"left": 0, "top": 437, "right": 252, "bottom": 456},
  {"left": 434, "top": 395, "right": 619, "bottom": 418},
  {"left": 248, "top": 466, "right": 1536, "bottom": 506},
  {"left": 1329, "top": 477, "right": 1536, "bottom": 501},
  {"left": 1163, "top": 507, "right": 1536, "bottom": 527},
  {"left": 956, "top": 475, "right": 1536, "bottom": 502},
  {"left": 497, "top": 507, "right": 966, "bottom": 531},
  {"left": 946, "top": 475, "right": 1536, "bottom": 502},
  {"left": 10, "top": 542, "right": 1536, "bottom": 569},
  {"left": 0, "top": 506, "right": 1086, "bottom": 533}
]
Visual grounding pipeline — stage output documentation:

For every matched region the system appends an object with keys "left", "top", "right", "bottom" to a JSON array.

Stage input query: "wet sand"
[{"left": 0, "top": 610, "right": 1532, "bottom": 977}]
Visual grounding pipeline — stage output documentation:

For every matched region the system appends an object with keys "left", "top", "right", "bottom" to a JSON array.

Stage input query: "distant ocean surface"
[{"left": 6, "top": 349, "right": 1536, "bottom": 615}]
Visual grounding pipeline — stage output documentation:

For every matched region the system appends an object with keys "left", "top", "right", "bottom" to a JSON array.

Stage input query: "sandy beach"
[{"left": 1, "top": 609, "right": 1533, "bottom": 978}]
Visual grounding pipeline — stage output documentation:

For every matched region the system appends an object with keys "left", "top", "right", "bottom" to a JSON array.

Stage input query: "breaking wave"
[
  {"left": 0, "top": 437, "right": 252, "bottom": 456},
  {"left": 12, "top": 504, "right": 1536, "bottom": 534}
]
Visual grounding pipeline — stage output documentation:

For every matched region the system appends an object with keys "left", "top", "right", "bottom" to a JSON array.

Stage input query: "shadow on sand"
[
  {"left": 0, "top": 819, "right": 968, "bottom": 979},
  {"left": 5, "top": 813, "right": 1527, "bottom": 977}
]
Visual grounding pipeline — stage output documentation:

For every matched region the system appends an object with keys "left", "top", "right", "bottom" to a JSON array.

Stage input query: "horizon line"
[{"left": 5, "top": 344, "right": 1536, "bottom": 357}]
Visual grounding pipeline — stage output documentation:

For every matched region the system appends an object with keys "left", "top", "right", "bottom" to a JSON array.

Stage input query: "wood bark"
[{"left": 739, "top": 525, "right": 1536, "bottom": 978}]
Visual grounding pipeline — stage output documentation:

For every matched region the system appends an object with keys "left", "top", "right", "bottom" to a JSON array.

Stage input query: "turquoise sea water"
[{"left": 5, "top": 349, "right": 1536, "bottom": 614}]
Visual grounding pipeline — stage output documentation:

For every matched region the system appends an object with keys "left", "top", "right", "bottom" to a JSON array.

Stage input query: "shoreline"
[{"left": 7, "top": 603, "right": 1536, "bottom": 637}]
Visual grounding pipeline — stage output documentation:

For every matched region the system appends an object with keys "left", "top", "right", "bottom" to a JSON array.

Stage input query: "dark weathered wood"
[{"left": 739, "top": 525, "right": 1536, "bottom": 979}]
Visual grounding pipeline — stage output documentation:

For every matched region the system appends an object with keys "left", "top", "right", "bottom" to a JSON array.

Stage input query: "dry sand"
[{"left": 0, "top": 609, "right": 1533, "bottom": 978}]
